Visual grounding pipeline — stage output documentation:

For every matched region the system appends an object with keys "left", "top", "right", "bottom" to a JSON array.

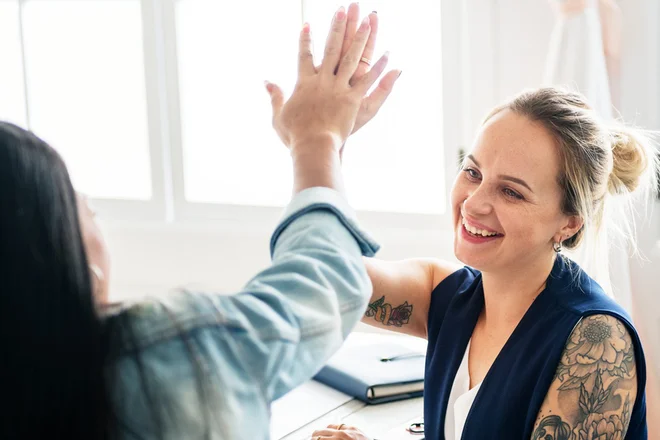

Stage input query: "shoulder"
[
  {"left": 103, "top": 291, "right": 229, "bottom": 357},
  {"left": 553, "top": 259, "right": 631, "bottom": 320},
  {"left": 426, "top": 263, "right": 480, "bottom": 331},
  {"left": 558, "top": 314, "right": 637, "bottom": 389},
  {"left": 531, "top": 314, "right": 639, "bottom": 439},
  {"left": 430, "top": 261, "right": 479, "bottom": 297}
]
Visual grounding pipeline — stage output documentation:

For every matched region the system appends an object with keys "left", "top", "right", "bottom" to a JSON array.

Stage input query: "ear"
[{"left": 554, "top": 215, "right": 583, "bottom": 243}]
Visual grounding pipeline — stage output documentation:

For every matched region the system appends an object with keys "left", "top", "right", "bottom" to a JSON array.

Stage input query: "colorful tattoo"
[{"left": 365, "top": 296, "right": 413, "bottom": 327}]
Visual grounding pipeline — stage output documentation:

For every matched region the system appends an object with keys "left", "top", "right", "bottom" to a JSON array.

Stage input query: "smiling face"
[{"left": 451, "top": 109, "right": 581, "bottom": 273}]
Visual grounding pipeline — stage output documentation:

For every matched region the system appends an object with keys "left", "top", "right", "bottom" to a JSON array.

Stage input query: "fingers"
[
  {"left": 321, "top": 6, "right": 348, "bottom": 75},
  {"left": 370, "top": 69, "right": 402, "bottom": 102},
  {"left": 352, "top": 51, "right": 391, "bottom": 94},
  {"left": 298, "top": 23, "right": 315, "bottom": 77},
  {"left": 336, "top": 16, "right": 371, "bottom": 82},
  {"left": 265, "top": 81, "right": 284, "bottom": 122},
  {"left": 352, "top": 12, "right": 379, "bottom": 81},
  {"left": 326, "top": 424, "right": 341, "bottom": 430},
  {"left": 313, "top": 424, "right": 356, "bottom": 433},
  {"left": 340, "top": 3, "right": 360, "bottom": 61},
  {"left": 356, "top": 69, "right": 401, "bottom": 122},
  {"left": 311, "top": 429, "right": 336, "bottom": 436},
  {"left": 311, "top": 429, "right": 347, "bottom": 439}
]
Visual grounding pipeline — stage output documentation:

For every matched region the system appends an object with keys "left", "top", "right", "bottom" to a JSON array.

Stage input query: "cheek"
[{"left": 502, "top": 208, "right": 553, "bottom": 243}]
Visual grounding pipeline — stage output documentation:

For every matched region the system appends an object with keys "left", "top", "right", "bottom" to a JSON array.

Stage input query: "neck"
[{"left": 479, "top": 252, "right": 557, "bottom": 328}]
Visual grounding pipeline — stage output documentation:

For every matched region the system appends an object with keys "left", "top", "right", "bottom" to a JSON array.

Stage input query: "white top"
[{"left": 444, "top": 340, "right": 482, "bottom": 440}]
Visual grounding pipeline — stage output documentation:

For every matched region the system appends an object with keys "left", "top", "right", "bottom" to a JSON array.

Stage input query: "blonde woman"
[{"left": 314, "top": 88, "right": 656, "bottom": 439}]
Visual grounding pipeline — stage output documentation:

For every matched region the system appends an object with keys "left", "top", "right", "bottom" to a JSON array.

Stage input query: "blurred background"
[{"left": 1, "top": 0, "right": 658, "bottom": 429}]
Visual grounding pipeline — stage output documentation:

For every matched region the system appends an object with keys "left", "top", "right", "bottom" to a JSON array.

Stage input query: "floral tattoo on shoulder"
[
  {"left": 365, "top": 296, "right": 413, "bottom": 327},
  {"left": 532, "top": 314, "right": 637, "bottom": 440}
]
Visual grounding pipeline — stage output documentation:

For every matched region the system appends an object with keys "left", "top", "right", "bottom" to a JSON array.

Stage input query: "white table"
[{"left": 272, "top": 380, "right": 424, "bottom": 440}]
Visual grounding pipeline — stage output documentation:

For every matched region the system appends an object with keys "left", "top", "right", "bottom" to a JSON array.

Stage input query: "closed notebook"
[{"left": 314, "top": 332, "right": 426, "bottom": 404}]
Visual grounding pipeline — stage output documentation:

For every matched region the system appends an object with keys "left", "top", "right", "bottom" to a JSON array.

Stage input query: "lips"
[{"left": 460, "top": 214, "right": 503, "bottom": 238}]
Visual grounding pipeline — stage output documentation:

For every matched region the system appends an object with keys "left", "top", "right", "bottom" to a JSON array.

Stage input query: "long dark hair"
[{"left": 0, "top": 122, "right": 108, "bottom": 438}]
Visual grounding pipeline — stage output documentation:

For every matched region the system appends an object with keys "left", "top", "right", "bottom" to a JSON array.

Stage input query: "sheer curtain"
[
  {"left": 543, "top": 0, "right": 658, "bottom": 432},
  {"left": 544, "top": 0, "right": 624, "bottom": 301}
]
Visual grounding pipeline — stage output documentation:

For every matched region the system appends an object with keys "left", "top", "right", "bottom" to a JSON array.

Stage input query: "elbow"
[{"left": 334, "top": 257, "right": 373, "bottom": 339}]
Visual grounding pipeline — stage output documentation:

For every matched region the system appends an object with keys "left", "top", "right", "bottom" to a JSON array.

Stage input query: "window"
[
  {"left": 175, "top": 0, "right": 300, "bottom": 207},
  {"left": 175, "top": 0, "right": 445, "bottom": 214},
  {"left": 14, "top": 0, "right": 152, "bottom": 200},
  {"left": 304, "top": 0, "right": 445, "bottom": 214},
  {"left": 5, "top": 0, "right": 459, "bottom": 224}
]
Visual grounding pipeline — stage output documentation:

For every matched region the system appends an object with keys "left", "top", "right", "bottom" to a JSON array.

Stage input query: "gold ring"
[
  {"left": 338, "top": 423, "right": 345, "bottom": 430},
  {"left": 359, "top": 57, "right": 371, "bottom": 66}
]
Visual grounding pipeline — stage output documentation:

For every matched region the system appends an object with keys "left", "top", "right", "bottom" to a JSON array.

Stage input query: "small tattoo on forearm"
[{"left": 365, "top": 296, "right": 413, "bottom": 327}]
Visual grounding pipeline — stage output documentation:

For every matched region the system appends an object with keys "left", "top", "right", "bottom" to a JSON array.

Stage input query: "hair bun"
[{"left": 608, "top": 127, "right": 653, "bottom": 195}]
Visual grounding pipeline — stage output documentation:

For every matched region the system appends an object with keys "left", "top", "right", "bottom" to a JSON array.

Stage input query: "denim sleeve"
[
  {"left": 240, "top": 188, "right": 377, "bottom": 400},
  {"left": 233, "top": 186, "right": 379, "bottom": 401},
  {"left": 106, "top": 187, "right": 379, "bottom": 438}
]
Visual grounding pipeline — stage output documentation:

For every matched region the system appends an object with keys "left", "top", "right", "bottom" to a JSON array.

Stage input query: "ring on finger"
[
  {"left": 338, "top": 423, "right": 345, "bottom": 430},
  {"left": 359, "top": 56, "right": 371, "bottom": 66}
]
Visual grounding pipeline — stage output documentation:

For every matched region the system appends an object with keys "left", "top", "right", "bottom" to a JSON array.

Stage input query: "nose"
[{"left": 462, "top": 184, "right": 493, "bottom": 217}]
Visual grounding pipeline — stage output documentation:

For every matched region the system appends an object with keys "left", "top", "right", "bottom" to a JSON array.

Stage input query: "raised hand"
[
  {"left": 341, "top": 3, "right": 401, "bottom": 135},
  {"left": 266, "top": 7, "right": 390, "bottom": 152},
  {"left": 265, "top": 6, "right": 392, "bottom": 193}
]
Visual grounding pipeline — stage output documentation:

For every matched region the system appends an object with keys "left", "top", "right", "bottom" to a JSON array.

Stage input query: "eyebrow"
[{"left": 466, "top": 154, "right": 534, "bottom": 193}]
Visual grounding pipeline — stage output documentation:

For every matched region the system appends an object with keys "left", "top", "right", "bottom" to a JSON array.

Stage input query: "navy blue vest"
[{"left": 424, "top": 256, "right": 647, "bottom": 439}]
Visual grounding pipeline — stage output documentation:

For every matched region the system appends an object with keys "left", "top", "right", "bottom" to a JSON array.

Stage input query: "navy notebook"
[{"left": 314, "top": 333, "right": 426, "bottom": 404}]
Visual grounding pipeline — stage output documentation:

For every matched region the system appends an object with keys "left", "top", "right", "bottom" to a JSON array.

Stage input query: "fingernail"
[
  {"left": 302, "top": 22, "right": 310, "bottom": 34},
  {"left": 336, "top": 6, "right": 346, "bottom": 21},
  {"left": 264, "top": 81, "right": 272, "bottom": 92},
  {"left": 359, "top": 16, "right": 369, "bottom": 30}
]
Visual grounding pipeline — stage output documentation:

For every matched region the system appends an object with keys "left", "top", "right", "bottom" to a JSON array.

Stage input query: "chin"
[{"left": 453, "top": 231, "right": 495, "bottom": 272}]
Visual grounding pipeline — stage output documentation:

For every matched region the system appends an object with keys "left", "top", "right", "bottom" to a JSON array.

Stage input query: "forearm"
[
  {"left": 291, "top": 134, "right": 345, "bottom": 195},
  {"left": 242, "top": 188, "right": 379, "bottom": 400}
]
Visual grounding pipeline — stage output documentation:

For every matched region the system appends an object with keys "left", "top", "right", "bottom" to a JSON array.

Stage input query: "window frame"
[
  {"left": 162, "top": 0, "right": 465, "bottom": 234},
  {"left": 10, "top": 0, "right": 473, "bottom": 235}
]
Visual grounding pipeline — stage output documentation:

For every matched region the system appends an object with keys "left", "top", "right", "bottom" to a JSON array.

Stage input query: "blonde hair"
[{"left": 485, "top": 87, "right": 659, "bottom": 291}]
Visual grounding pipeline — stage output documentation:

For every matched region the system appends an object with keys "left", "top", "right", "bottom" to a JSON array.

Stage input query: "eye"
[
  {"left": 463, "top": 167, "right": 481, "bottom": 181},
  {"left": 503, "top": 187, "right": 524, "bottom": 200}
]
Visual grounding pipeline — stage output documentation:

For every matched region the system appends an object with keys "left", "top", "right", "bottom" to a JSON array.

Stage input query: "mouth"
[{"left": 460, "top": 215, "right": 504, "bottom": 242}]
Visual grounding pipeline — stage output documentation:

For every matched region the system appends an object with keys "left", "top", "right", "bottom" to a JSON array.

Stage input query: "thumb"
[{"left": 265, "top": 81, "right": 284, "bottom": 120}]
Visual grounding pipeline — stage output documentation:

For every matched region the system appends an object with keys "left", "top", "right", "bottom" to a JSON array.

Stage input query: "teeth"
[{"left": 462, "top": 217, "right": 498, "bottom": 237}]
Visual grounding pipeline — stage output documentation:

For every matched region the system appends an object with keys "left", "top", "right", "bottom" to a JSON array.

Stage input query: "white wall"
[
  {"left": 103, "top": 219, "right": 457, "bottom": 301},
  {"left": 620, "top": 0, "right": 660, "bottom": 386}
]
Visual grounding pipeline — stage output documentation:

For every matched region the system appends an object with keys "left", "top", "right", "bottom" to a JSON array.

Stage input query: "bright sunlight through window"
[
  {"left": 22, "top": 0, "right": 152, "bottom": 200},
  {"left": 177, "top": 0, "right": 445, "bottom": 214}
]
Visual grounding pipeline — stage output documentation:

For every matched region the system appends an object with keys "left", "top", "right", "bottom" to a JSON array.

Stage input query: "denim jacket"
[{"left": 103, "top": 187, "right": 379, "bottom": 439}]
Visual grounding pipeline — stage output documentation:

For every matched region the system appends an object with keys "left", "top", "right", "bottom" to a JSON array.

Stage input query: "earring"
[{"left": 553, "top": 240, "right": 563, "bottom": 253}]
